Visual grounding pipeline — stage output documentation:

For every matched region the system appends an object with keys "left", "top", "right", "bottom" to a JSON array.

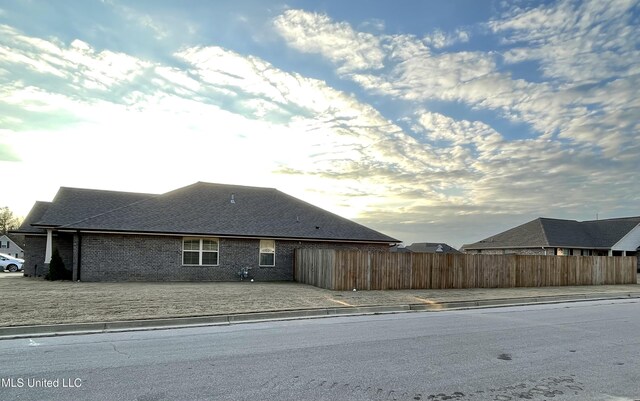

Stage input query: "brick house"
[
  {"left": 462, "top": 217, "right": 640, "bottom": 270},
  {"left": 14, "top": 182, "right": 399, "bottom": 281}
]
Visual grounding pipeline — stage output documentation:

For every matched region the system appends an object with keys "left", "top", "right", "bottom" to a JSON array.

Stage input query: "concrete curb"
[{"left": 1, "top": 292, "right": 639, "bottom": 340}]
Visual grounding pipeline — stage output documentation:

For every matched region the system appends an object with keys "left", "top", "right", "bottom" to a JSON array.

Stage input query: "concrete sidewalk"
[{"left": 1, "top": 274, "right": 638, "bottom": 339}]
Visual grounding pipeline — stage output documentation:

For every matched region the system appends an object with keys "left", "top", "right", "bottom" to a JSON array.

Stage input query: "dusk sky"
[{"left": 1, "top": 0, "right": 639, "bottom": 248}]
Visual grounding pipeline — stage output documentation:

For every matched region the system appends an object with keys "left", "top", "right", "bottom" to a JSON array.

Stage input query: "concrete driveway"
[
  {"left": 1, "top": 274, "right": 638, "bottom": 328},
  {"left": 1, "top": 272, "right": 23, "bottom": 278}
]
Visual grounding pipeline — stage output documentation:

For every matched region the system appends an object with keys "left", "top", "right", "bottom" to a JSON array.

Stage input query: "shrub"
[{"left": 45, "top": 249, "right": 72, "bottom": 281}]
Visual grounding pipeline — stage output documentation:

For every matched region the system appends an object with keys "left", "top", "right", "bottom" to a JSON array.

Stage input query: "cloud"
[
  {"left": 0, "top": 138, "right": 20, "bottom": 162},
  {"left": 423, "top": 28, "right": 470, "bottom": 49},
  {"left": 273, "top": 9, "right": 385, "bottom": 74},
  {"left": 358, "top": 18, "right": 385, "bottom": 32},
  {"left": 490, "top": 0, "right": 640, "bottom": 83},
  {"left": 0, "top": 23, "right": 463, "bottom": 225},
  {"left": 2, "top": 3, "right": 639, "bottom": 248},
  {"left": 0, "top": 24, "right": 151, "bottom": 91},
  {"left": 104, "top": 0, "right": 193, "bottom": 42},
  {"left": 271, "top": 6, "right": 640, "bottom": 246},
  {"left": 273, "top": 5, "right": 639, "bottom": 155}
]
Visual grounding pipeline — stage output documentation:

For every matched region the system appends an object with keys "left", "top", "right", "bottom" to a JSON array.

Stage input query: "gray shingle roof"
[
  {"left": 405, "top": 242, "right": 462, "bottom": 254},
  {"left": 389, "top": 245, "right": 411, "bottom": 253},
  {"left": 580, "top": 218, "right": 640, "bottom": 248},
  {"left": 465, "top": 216, "right": 640, "bottom": 250},
  {"left": 57, "top": 182, "right": 398, "bottom": 243}
]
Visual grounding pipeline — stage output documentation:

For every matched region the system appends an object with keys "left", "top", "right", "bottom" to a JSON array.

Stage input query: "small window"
[
  {"left": 259, "top": 239, "right": 275, "bottom": 267},
  {"left": 182, "top": 238, "right": 219, "bottom": 266}
]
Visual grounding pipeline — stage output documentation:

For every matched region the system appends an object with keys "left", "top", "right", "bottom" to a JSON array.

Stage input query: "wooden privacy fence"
[{"left": 294, "top": 249, "right": 638, "bottom": 290}]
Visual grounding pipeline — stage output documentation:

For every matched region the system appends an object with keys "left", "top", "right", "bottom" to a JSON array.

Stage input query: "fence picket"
[{"left": 295, "top": 249, "right": 637, "bottom": 290}]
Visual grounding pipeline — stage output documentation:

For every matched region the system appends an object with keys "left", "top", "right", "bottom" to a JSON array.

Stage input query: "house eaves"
[{"left": 56, "top": 228, "right": 397, "bottom": 244}]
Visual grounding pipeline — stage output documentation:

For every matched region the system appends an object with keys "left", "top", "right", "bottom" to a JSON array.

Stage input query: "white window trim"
[
  {"left": 182, "top": 238, "right": 220, "bottom": 266},
  {"left": 259, "top": 239, "right": 276, "bottom": 267}
]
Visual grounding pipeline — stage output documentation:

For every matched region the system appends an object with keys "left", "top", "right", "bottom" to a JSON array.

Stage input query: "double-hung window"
[
  {"left": 259, "top": 240, "right": 275, "bottom": 267},
  {"left": 183, "top": 238, "right": 219, "bottom": 266}
]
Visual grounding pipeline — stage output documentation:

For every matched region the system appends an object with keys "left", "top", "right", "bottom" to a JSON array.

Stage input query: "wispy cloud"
[
  {"left": 273, "top": 9, "right": 385, "bottom": 74},
  {"left": 270, "top": 6, "right": 640, "bottom": 243},
  {"left": 423, "top": 28, "right": 470, "bottom": 49},
  {"left": 490, "top": 0, "right": 640, "bottom": 83},
  {"left": 1, "top": 1, "right": 638, "bottom": 248}
]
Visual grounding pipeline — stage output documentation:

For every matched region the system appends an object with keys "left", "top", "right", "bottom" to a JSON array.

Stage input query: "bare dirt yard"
[{"left": 1, "top": 273, "right": 638, "bottom": 327}]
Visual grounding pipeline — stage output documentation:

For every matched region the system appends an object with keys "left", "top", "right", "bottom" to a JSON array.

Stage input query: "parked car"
[{"left": 0, "top": 253, "right": 24, "bottom": 272}]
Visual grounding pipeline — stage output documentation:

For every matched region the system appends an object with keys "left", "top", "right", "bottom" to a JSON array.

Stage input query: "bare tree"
[{"left": 0, "top": 207, "right": 22, "bottom": 235}]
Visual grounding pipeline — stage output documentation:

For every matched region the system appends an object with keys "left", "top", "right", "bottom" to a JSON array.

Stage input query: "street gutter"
[{"left": 2, "top": 292, "right": 639, "bottom": 340}]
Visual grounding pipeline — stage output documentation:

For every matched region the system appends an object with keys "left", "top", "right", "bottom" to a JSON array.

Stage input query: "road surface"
[{"left": 1, "top": 299, "right": 639, "bottom": 401}]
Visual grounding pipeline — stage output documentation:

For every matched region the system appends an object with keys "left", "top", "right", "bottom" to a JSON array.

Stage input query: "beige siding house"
[{"left": 0, "top": 234, "right": 24, "bottom": 259}]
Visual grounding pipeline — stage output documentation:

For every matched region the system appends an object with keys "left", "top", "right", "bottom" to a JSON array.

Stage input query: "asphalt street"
[{"left": 1, "top": 299, "right": 639, "bottom": 401}]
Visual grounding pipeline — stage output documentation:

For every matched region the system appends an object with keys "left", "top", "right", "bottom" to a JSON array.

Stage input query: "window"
[
  {"left": 182, "top": 238, "right": 219, "bottom": 266},
  {"left": 259, "top": 239, "right": 275, "bottom": 267}
]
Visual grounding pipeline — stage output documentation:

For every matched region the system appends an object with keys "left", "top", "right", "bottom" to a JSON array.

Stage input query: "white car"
[{"left": 0, "top": 253, "right": 24, "bottom": 272}]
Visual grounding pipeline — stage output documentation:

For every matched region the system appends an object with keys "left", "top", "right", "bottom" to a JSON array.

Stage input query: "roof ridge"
[
  {"left": 57, "top": 186, "right": 157, "bottom": 196},
  {"left": 60, "top": 182, "right": 271, "bottom": 230},
  {"left": 538, "top": 217, "right": 578, "bottom": 222},
  {"left": 194, "top": 181, "right": 277, "bottom": 191},
  {"left": 537, "top": 217, "right": 551, "bottom": 246},
  {"left": 158, "top": 182, "right": 277, "bottom": 198},
  {"left": 59, "top": 195, "right": 157, "bottom": 229},
  {"left": 580, "top": 215, "right": 640, "bottom": 223}
]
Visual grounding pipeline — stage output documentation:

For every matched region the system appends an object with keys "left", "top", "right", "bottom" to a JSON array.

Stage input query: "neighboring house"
[
  {"left": 391, "top": 242, "right": 461, "bottom": 254},
  {"left": 0, "top": 234, "right": 24, "bottom": 259},
  {"left": 13, "top": 182, "right": 399, "bottom": 282},
  {"left": 389, "top": 244, "right": 411, "bottom": 253},
  {"left": 405, "top": 242, "right": 461, "bottom": 254},
  {"left": 463, "top": 217, "right": 640, "bottom": 266}
]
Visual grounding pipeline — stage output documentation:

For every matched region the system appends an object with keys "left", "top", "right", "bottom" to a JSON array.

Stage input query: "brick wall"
[
  {"left": 23, "top": 234, "right": 74, "bottom": 277},
  {"left": 23, "top": 236, "right": 46, "bottom": 277},
  {"left": 78, "top": 233, "right": 389, "bottom": 282},
  {"left": 57, "top": 233, "right": 74, "bottom": 274}
]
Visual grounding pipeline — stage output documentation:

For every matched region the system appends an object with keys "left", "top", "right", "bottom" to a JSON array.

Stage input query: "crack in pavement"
[{"left": 111, "top": 343, "right": 131, "bottom": 359}]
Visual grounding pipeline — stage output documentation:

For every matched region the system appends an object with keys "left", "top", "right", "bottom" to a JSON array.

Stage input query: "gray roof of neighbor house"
[
  {"left": 33, "top": 182, "right": 398, "bottom": 243},
  {"left": 405, "top": 242, "right": 462, "bottom": 254},
  {"left": 389, "top": 245, "right": 411, "bottom": 253},
  {"left": 464, "top": 216, "right": 640, "bottom": 250}
]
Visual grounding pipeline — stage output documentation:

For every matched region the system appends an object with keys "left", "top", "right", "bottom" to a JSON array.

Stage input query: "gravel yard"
[{"left": 1, "top": 273, "right": 638, "bottom": 327}]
